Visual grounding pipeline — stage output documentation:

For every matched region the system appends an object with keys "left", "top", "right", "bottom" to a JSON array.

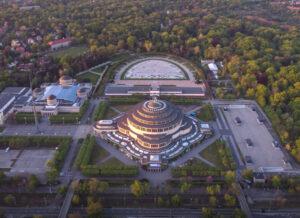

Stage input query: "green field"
[
  {"left": 102, "top": 157, "right": 125, "bottom": 166},
  {"left": 199, "top": 141, "right": 223, "bottom": 168},
  {"left": 110, "top": 53, "right": 130, "bottom": 62},
  {"left": 90, "top": 145, "right": 110, "bottom": 165},
  {"left": 112, "top": 104, "right": 134, "bottom": 112},
  {"left": 76, "top": 72, "right": 100, "bottom": 85},
  {"left": 92, "top": 66, "right": 105, "bottom": 73},
  {"left": 48, "top": 45, "right": 89, "bottom": 59},
  {"left": 104, "top": 109, "right": 119, "bottom": 119}
]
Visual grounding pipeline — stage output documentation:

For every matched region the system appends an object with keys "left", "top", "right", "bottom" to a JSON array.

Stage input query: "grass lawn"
[
  {"left": 112, "top": 104, "right": 134, "bottom": 112},
  {"left": 104, "top": 109, "right": 119, "bottom": 119},
  {"left": 0, "top": 126, "right": 5, "bottom": 133},
  {"left": 76, "top": 72, "right": 100, "bottom": 85},
  {"left": 110, "top": 53, "right": 130, "bottom": 62},
  {"left": 184, "top": 157, "right": 210, "bottom": 168},
  {"left": 102, "top": 157, "right": 125, "bottom": 166},
  {"left": 92, "top": 66, "right": 105, "bottom": 73},
  {"left": 48, "top": 45, "right": 89, "bottom": 59},
  {"left": 90, "top": 144, "right": 111, "bottom": 165},
  {"left": 199, "top": 141, "right": 223, "bottom": 168}
]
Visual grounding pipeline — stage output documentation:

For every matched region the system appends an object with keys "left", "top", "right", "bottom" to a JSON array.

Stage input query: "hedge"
[
  {"left": 81, "top": 136, "right": 95, "bottom": 166},
  {"left": 52, "top": 139, "right": 71, "bottom": 170},
  {"left": 81, "top": 165, "right": 139, "bottom": 177},
  {"left": 0, "top": 136, "right": 71, "bottom": 149},
  {"left": 93, "top": 101, "right": 108, "bottom": 121},
  {"left": 75, "top": 134, "right": 91, "bottom": 168},
  {"left": 15, "top": 113, "right": 41, "bottom": 124},
  {"left": 171, "top": 165, "right": 224, "bottom": 177}
]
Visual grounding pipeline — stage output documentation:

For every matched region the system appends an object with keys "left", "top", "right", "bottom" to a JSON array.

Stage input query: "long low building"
[
  {"left": 105, "top": 83, "right": 205, "bottom": 97},
  {"left": 0, "top": 76, "right": 92, "bottom": 123}
]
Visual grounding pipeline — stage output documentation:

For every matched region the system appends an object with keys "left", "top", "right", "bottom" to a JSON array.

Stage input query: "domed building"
[
  {"left": 59, "top": 75, "right": 73, "bottom": 86},
  {"left": 94, "top": 98, "right": 211, "bottom": 168},
  {"left": 117, "top": 98, "right": 192, "bottom": 150}
]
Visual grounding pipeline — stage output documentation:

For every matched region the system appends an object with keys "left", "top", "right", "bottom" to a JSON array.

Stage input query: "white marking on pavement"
[
  {"left": 218, "top": 108, "right": 229, "bottom": 130},
  {"left": 216, "top": 118, "right": 222, "bottom": 130}
]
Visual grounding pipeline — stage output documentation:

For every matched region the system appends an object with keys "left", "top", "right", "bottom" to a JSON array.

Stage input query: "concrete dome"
[
  {"left": 77, "top": 88, "right": 87, "bottom": 98},
  {"left": 47, "top": 94, "right": 56, "bottom": 100},
  {"left": 47, "top": 94, "right": 57, "bottom": 106},
  {"left": 59, "top": 75, "right": 73, "bottom": 86}
]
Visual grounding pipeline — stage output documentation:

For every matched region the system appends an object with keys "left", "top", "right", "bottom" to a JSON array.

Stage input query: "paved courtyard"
[
  {"left": 124, "top": 59, "right": 186, "bottom": 79},
  {"left": 11, "top": 150, "right": 55, "bottom": 174},
  {"left": 0, "top": 150, "right": 20, "bottom": 168},
  {"left": 224, "top": 105, "right": 285, "bottom": 171},
  {"left": 115, "top": 56, "right": 195, "bottom": 80}
]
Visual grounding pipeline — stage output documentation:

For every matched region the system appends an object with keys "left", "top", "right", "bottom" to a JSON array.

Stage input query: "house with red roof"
[{"left": 48, "top": 37, "right": 72, "bottom": 51}]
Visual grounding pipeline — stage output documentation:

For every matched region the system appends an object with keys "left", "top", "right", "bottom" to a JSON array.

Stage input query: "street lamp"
[
  {"left": 24, "top": 116, "right": 26, "bottom": 124},
  {"left": 62, "top": 117, "right": 64, "bottom": 125}
]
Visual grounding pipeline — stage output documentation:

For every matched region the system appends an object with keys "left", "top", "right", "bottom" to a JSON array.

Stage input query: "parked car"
[
  {"left": 5, "top": 147, "right": 10, "bottom": 152},
  {"left": 272, "top": 140, "right": 279, "bottom": 149},
  {"left": 190, "top": 112, "right": 196, "bottom": 116},
  {"left": 251, "top": 106, "right": 256, "bottom": 111},
  {"left": 245, "top": 138, "right": 253, "bottom": 147},
  {"left": 245, "top": 156, "right": 253, "bottom": 164},
  {"left": 235, "top": 117, "right": 242, "bottom": 125},
  {"left": 256, "top": 117, "right": 264, "bottom": 124},
  {"left": 223, "top": 106, "right": 229, "bottom": 111}
]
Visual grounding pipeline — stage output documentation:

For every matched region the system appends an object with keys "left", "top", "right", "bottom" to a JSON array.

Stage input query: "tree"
[
  {"left": 171, "top": 194, "right": 181, "bottom": 207},
  {"left": 209, "top": 196, "right": 218, "bottom": 207},
  {"left": 88, "top": 178, "right": 100, "bottom": 195},
  {"left": 26, "top": 174, "right": 40, "bottom": 193},
  {"left": 86, "top": 198, "right": 102, "bottom": 216},
  {"left": 225, "top": 171, "right": 236, "bottom": 184},
  {"left": 242, "top": 169, "right": 253, "bottom": 181},
  {"left": 71, "top": 181, "right": 79, "bottom": 192},
  {"left": 232, "top": 209, "right": 247, "bottom": 218},
  {"left": 127, "top": 36, "right": 137, "bottom": 50},
  {"left": 130, "top": 180, "right": 149, "bottom": 197},
  {"left": 202, "top": 207, "right": 213, "bottom": 218},
  {"left": 4, "top": 194, "right": 15, "bottom": 206},
  {"left": 224, "top": 194, "right": 236, "bottom": 207},
  {"left": 272, "top": 175, "right": 281, "bottom": 188},
  {"left": 206, "top": 186, "right": 214, "bottom": 195},
  {"left": 157, "top": 196, "right": 164, "bottom": 207},
  {"left": 180, "top": 182, "right": 191, "bottom": 194},
  {"left": 166, "top": 185, "right": 172, "bottom": 195},
  {"left": 214, "top": 184, "right": 221, "bottom": 194},
  {"left": 57, "top": 185, "right": 68, "bottom": 196},
  {"left": 46, "top": 167, "right": 59, "bottom": 183},
  {"left": 72, "top": 194, "right": 80, "bottom": 205},
  {"left": 144, "top": 40, "right": 152, "bottom": 52}
]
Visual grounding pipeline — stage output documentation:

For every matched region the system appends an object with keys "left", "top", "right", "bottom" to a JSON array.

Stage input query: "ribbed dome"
[{"left": 117, "top": 99, "right": 190, "bottom": 150}]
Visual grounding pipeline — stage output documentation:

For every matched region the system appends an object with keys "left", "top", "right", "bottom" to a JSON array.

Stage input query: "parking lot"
[
  {"left": 223, "top": 105, "right": 285, "bottom": 171},
  {"left": 1, "top": 149, "right": 55, "bottom": 174}
]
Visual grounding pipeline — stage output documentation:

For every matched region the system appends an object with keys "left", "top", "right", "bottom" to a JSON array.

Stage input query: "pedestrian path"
[{"left": 198, "top": 155, "right": 216, "bottom": 167}]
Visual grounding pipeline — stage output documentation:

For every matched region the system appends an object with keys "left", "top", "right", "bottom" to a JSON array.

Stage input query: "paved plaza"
[{"left": 11, "top": 150, "right": 55, "bottom": 174}]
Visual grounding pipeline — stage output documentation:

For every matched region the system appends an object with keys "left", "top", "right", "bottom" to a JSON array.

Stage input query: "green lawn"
[
  {"left": 199, "top": 141, "right": 223, "bottom": 168},
  {"left": 89, "top": 144, "right": 111, "bottom": 165},
  {"left": 104, "top": 109, "right": 119, "bottom": 119},
  {"left": 76, "top": 72, "right": 100, "bottom": 85},
  {"left": 0, "top": 126, "right": 5, "bottom": 133},
  {"left": 92, "top": 66, "right": 105, "bottom": 73},
  {"left": 48, "top": 45, "right": 89, "bottom": 59},
  {"left": 112, "top": 104, "right": 134, "bottom": 112},
  {"left": 102, "top": 157, "right": 125, "bottom": 166},
  {"left": 184, "top": 157, "right": 210, "bottom": 168},
  {"left": 110, "top": 53, "right": 130, "bottom": 62}
]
